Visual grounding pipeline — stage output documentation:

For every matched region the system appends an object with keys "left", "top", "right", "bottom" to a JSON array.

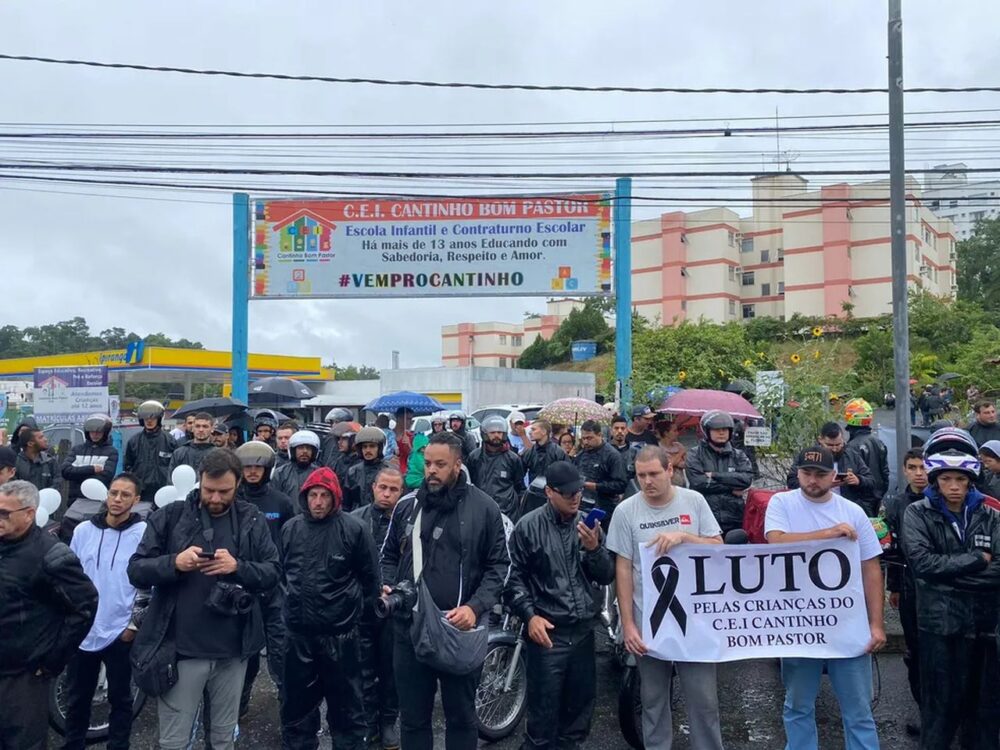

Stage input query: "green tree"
[
  {"left": 330, "top": 362, "right": 380, "bottom": 380},
  {"left": 957, "top": 216, "right": 1000, "bottom": 311},
  {"left": 517, "top": 336, "right": 555, "bottom": 370}
]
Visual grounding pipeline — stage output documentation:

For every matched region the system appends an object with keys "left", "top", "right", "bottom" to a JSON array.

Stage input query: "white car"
[{"left": 471, "top": 404, "right": 544, "bottom": 426}]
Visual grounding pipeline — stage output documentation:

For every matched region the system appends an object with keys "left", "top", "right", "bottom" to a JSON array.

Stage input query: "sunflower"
[
  {"left": 812, "top": 326, "right": 824, "bottom": 338},
  {"left": 743, "top": 359, "right": 753, "bottom": 368},
  {"left": 790, "top": 353, "right": 802, "bottom": 364},
  {"left": 757, "top": 351, "right": 767, "bottom": 360},
  {"left": 814, "top": 350, "right": 821, "bottom": 360},
  {"left": 678, "top": 370, "right": 687, "bottom": 381}
]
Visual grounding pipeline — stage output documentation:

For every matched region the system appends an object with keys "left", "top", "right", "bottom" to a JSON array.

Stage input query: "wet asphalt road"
[{"left": 54, "top": 646, "right": 921, "bottom": 749}]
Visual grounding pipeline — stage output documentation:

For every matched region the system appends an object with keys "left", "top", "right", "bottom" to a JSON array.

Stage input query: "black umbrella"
[
  {"left": 173, "top": 396, "right": 248, "bottom": 420},
  {"left": 724, "top": 379, "right": 756, "bottom": 396},
  {"left": 226, "top": 408, "right": 291, "bottom": 434},
  {"left": 939, "top": 372, "right": 963, "bottom": 382},
  {"left": 248, "top": 377, "right": 315, "bottom": 404}
]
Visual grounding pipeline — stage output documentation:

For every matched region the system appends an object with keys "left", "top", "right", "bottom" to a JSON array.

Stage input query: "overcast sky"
[{"left": 2, "top": 1, "right": 998, "bottom": 369}]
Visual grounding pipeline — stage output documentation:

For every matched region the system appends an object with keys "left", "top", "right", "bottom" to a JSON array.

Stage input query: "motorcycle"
[
  {"left": 475, "top": 607, "right": 528, "bottom": 741},
  {"left": 48, "top": 662, "right": 146, "bottom": 743}
]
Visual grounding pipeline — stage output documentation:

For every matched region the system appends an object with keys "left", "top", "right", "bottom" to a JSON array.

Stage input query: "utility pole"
[{"left": 888, "top": 0, "right": 911, "bottom": 455}]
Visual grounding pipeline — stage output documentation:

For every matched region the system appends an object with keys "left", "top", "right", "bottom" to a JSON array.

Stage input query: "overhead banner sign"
[
  {"left": 33, "top": 366, "right": 109, "bottom": 423},
  {"left": 640, "top": 539, "right": 871, "bottom": 663},
  {"left": 250, "top": 194, "right": 613, "bottom": 299}
]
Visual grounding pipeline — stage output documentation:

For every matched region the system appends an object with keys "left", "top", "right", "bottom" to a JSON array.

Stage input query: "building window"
[
  {"left": 742, "top": 304, "right": 756, "bottom": 320},
  {"left": 681, "top": 299, "right": 687, "bottom": 311},
  {"left": 761, "top": 283, "right": 771, "bottom": 296},
  {"left": 729, "top": 299, "right": 736, "bottom": 316},
  {"left": 728, "top": 231, "right": 736, "bottom": 247},
  {"left": 760, "top": 249, "right": 770, "bottom": 263},
  {"left": 728, "top": 265, "right": 736, "bottom": 281},
  {"left": 499, "top": 334, "right": 507, "bottom": 345},
  {"left": 949, "top": 199, "right": 959, "bottom": 208},
  {"left": 777, "top": 247, "right": 784, "bottom": 260},
  {"left": 742, "top": 271, "right": 755, "bottom": 286},
  {"left": 740, "top": 237, "right": 753, "bottom": 253},
  {"left": 972, "top": 211, "right": 986, "bottom": 223},
  {"left": 778, "top": 281, "right": 785, "bottom": 295},
  {"left": 512, "top": 335, "right": 522, "bottom": 347},
  {"left": 499, "top": 357, "right": 507, "bottom": 368}
]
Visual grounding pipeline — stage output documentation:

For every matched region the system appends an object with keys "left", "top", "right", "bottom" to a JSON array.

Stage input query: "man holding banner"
[
  {"left": 765, "top": 446, "right": 885, "bottom": 750},
  {"left": 606, "top": 446, "right": 725, "bottom": 750}
]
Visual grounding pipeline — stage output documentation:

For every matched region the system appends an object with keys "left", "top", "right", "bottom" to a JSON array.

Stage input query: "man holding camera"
[
  {"left": 128, "top": 448, "right": 280, "bottom": 750},
  {"left": 505, "top": 461, "right": 615, "bottom": 750},
  {"left": 381, "top": 431, "right": 510, "bottom": 750},
  {"left": 278, "top": 465, "right": 379, "bottom": 749}
]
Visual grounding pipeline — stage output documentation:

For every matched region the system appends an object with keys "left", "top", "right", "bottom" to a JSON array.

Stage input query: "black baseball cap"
[
  {"left": 797, "top": 446, "right": 835, "bottom": 472},
  {"left": 212, "top": 423, "right": 228, "bottom": 435},
  {"left": 0, "top": 446, "right": 15, "bottom": 469},
  {"left": 546, "top": 461, "right": 585, "bottom": 495},
  {"left": 632, "top": 405, "right": 653, "bottom": 419}
]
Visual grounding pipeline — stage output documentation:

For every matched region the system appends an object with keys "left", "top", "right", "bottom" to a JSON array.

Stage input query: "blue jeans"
[{"left": 780, "top": 655, "right": 879, "bottom": 750}]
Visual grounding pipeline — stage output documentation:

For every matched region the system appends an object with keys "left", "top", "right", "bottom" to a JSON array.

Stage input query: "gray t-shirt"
[{"left": 606, "top": 487, "right": 722, "bottom": 615}]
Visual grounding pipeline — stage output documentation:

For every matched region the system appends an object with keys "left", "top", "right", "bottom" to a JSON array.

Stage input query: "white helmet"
[{"left": 288, "top": 430, "right": 321, "bottom": 451}]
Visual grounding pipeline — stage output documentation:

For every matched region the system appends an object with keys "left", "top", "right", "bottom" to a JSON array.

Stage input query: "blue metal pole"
[
  {"left": 232, "top": 193, "right": 251, "bottom": 404},
  {"left": 614, "top": 177, "right": 633, "bottom": 416}
]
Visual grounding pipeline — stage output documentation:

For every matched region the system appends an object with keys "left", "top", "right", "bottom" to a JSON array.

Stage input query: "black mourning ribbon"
[{"left": 650, "top": 555, "right": 687, "bottom": 637}]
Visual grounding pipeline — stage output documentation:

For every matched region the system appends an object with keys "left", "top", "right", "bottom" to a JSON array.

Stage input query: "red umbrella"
[{"left": 658, "top": 389, "right": 762, "bottom": 429}]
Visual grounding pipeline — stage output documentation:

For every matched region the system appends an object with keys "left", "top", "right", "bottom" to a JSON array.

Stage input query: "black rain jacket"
[
  {"left": 847, "top": 428, "right": 890, "bottom": 501},
  {"left": 883, "top": 484, "right": 926, "bottom": 594},
  {"left": 504, "top": 502, "right": 614, "bottom": 626},
  {"left": 786, "top": 445, "right": 878, "bottom": 516},
  {"left": 687, "top": 440, "right": 754, "bottom": 530},
  {"left": 61, "top": 434, "right": 118, "bottom": 500},
  {"left": 0, "top": 525, "right": 98, "bottom": 676},
  {"left": 467, "top": 444, "right": 525, "bottom": 519},
  {"left": 522, "top": 440, "right": 567, "bottom": 484},
  {"left": 124, "top": 427, "right": 177, "bottom": 501},
  {"left": 573, "top": 442, "right": 628, "bottom": 510},
  {"left": 901, "top": 490, "right": 1000, "bottom": 636},
  {"left": 345, "top": 457, "right": 389, "bottom": 513}
]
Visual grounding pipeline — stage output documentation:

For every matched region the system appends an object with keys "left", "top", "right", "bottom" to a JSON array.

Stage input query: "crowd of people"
[{"left": 1, "top": 393, "right": 1000, "bottom": 749}]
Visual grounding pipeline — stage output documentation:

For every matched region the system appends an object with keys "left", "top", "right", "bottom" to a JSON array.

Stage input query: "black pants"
[
  {"left": 62, "top": 639, "right": 134, "bottom": 750},
  {"left": 281, "top": 630, "right": 367, "bottom": 750},
  {"left": 918, "top": 631, "right": 1000, "bottom": 750},
  {"left": 522, "top": 623, "right": 596, "bottom": 750},
  {"left": 0, "top": 670, "right": 49, "bottom": 750},
  {"left": 393, "top": 624, "right": 481, "bottom": 750},
  {"left": 898, "top": 583, "right": 920, "bottom": 705},
  {"left": 239, "top": 652, "right": 261, "bottom": 719},
  {"left": 360, "top": 619, "right": 398, "bottom": 738}
]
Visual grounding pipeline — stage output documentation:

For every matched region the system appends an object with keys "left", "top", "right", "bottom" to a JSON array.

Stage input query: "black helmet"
[
  {"left": 355, "top": 426, "right": 386, "bottom": 446},
  {"left": 700, "top": 410, "right": 735, "bottom": 433},
  {"left": 325, "top": 407, "right": 353, "bottom": 424},
  {"left": 254, "top": 411, "right": 279, "bottom": 431},
  {"left": 235, "top": 441, "right": 276, "bottom": 470},
  {"left": 83, "top": 413, "right": 112, "bottom": 434},
  {"left": 137, "top": 400, "right": 165, "bottom": 421}
]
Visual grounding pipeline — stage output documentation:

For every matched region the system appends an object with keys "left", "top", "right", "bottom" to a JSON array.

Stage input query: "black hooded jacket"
[
  {"left": 14, "top": 447, "right": 56, "bottom": 491},
  {"left": 687, "top": 439, "right": 755, "bottom": 530},
  {"left": 504, "top": 502, "right": 615, "bottom": 627},
  {"left": 168, "top": 441, "right": 215, "bottom": 475},
  {"left": 271, "top": 457, "right": 321, "bottom": 505},
  {"left": 0, "top": 525, "right": 98, "bottom": 677},
  {"left": 883, "top": 484, "right": 926, "bottom": 594},
  {"left": 127, "top": 490, "right": 280, "bottom": 667},
  {"left": 124, "top": 426, "right": 177, "bottom": 501},
  {"left": 61, "top": 429, "right": 118, "bottom": 500},
  {"left": 846, "top": 427, "right": 890, "bottom": 501},
  {"left": 381, "top": 474, "right": 510, "bottom": 618},
  {"left": 280, "top": 471, "right": 379, "bottom": 635},
  {"left": 467, "top": 443, "right": 525, "bottom": 518},
  {"left": 237, "top": 474, "right": 296, "bottom": 548},
  {"left": 344, "top": 446, "right": 389, "bottom": 513}
]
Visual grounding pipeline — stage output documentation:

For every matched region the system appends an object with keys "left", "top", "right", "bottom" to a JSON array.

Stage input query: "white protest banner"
[{"left": 640, "top": 538, "right": 871, "bottom": 662}]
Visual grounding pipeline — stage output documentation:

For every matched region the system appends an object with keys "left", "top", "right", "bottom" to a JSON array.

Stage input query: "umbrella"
[
  {"left": 226, "top": 408, "right": 291, "bottom": 433},
  {"left": 537, "top": 397, "right": 611, "bottom": 426},
  {"left": 364, "top": 391, "right": 444, "bottom": 416},
  {"left": 173, "top": 396, "right": 247, "bottom": 420},
  {"left": 939, "top": 372, "right": 963, "bottom": 381},
  {"left": 657, "top": 389, "right": 762, "bottom": 428},
  {"left": 724, "top": 379, "right": 756, "bottom": 395},
  {"left": 330, "top": 421, "right": 363, "bottom": 437},
  {"left": 248, "top": 377, "right": 315, "bottom": 403}
]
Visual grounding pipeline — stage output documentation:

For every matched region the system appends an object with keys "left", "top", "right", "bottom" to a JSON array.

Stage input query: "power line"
[{"left": 3, "top": 53, "right": 1000, "bottom": 95}]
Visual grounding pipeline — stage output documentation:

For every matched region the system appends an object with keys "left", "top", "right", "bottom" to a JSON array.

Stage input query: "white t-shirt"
[
  {"left": 606, "top": 487, "right": 722, "bottom": 615},
  {"left": 764, "top": 488, "right": 882, "bottom": 561}
]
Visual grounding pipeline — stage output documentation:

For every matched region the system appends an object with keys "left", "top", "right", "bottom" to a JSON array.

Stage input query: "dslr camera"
[
  {"left": 205, "top": 581, "right": 254, "bottom": 617},
  {"left": 375, "top": 580, "right": 416, "bottom": 619}
]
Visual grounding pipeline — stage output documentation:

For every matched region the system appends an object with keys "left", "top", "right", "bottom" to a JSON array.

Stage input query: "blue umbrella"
[{"left": 364, "top": 391, "right": 445, "bottom": 416}]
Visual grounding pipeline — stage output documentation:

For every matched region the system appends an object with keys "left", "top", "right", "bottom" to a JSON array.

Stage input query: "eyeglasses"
[
  {"left": 0, "top": 506, "right": 32, "bottom": 521},
  {"left": 550, "top": 488, "right": 583, "bottom": 500}
]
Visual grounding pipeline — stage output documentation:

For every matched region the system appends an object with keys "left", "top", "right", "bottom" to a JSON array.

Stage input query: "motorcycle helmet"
[
  {"left": 235, "top": 441, "right": 276, "bottom": 470},
  {"left": 430, "top": 414, "right": 448, "bottom": 429},
  {"left": 137, "top": 400, "right": 165, "bottom": 423},
  {"left": 324, "top": 407, "right": 353, "bottom": 424},
  {"left": 288, "top": 430, "right": 321, "bottom": 462},
  {"left": 83, "top": 413, "right": 113, "bottom": 439},
  {"left": 923, "top": 426, "right": 981, "bottom": 481},
  {"left": 449, "top": 410, "right": 467, "bottom": 424},
  {"left": 700, "top": 410, "right": 735, "bottom": 436},
  {"left": 254, "top": 411, "right": 279, "bottom": 432},
  {"left": 355, "top": 426, "right": 386, "bottom": 446},
  {"left": 844, "top": 398, "right": 874, "bottom": 428},
  {"left": 481, "top": 415, "right": 508, "bottom": 436}
]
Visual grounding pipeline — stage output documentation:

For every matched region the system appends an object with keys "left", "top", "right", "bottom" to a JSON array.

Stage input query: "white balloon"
[
  {"left": 171, "top": 465, "right": 197, "bottom": 494},
  {"left": 81, "top": 478, "right": 108, "bottom": 502},
  {"left": 154, "top": 485, "right": 179, "bottom": 508},
  {"left": 38, "top": 488, "right": 62, "bottom": 514},
  {"left": 35, "top": 506, "right": 50, "bottom": 527}
]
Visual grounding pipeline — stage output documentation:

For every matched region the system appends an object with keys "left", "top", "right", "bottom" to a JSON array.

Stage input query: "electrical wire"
[{"left": 2, "top": 53, "right": 1000, "bottom": 95}]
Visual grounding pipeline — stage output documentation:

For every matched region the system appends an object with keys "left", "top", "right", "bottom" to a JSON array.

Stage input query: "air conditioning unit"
[{"left": 734, "top": 266, "right": 742, "bottom": 275}]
